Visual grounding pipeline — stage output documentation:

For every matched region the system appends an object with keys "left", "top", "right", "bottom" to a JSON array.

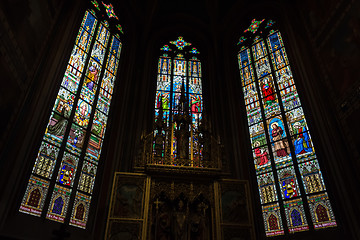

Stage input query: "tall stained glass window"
[
  {"left": 237, "top": 19, "right": 336, "bottom": 236},
  {"left": 154, "top": 37, "right": 204, "bottom": 165},
  {"left": 19, "top": 1, "right": 123, "bottom": 229}
]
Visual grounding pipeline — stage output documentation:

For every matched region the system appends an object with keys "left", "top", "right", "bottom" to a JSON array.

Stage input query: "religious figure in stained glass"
[
  {"left": 20, "top": 5, "right": 123, "bottom": 228},
  {"left": 238, "top": 19, "right": 336, "bottom": 235}
]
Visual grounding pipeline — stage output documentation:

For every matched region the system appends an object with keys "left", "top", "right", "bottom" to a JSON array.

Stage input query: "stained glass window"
[
  {"left": 237, "top": 19, "right": 336, "bottom": 235},
  {"left": 20, "top": 3, "right": 123, "bottom": 229},
  {"left": 153, "top": 37, "right": 204, "bottom": 165}
]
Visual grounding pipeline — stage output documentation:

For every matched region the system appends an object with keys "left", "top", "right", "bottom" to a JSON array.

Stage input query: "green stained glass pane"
[
  {"left": 155, "top": 91, "right": 170, "bottom": 110},
  {"left": 85, "top": 134, "right": 103, "bottom": 162},
  {"left": 91, "top": 109, "right": 108, "bottom": 139},
  {"left": 249, "top": 122, "right": 267, "bottom": 147}
]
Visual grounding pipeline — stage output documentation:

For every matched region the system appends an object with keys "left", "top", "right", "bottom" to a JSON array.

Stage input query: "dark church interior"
[{"left": 0, "top": 0, "right": 360, "bottom": 239}]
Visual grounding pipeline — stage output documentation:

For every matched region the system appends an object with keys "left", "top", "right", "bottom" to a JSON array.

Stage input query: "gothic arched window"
[
  {"left": 153, "top": 37, "right": 204, "bottom": 165},
  {"left": 19, "top": 0, "right": 123, "bottom": 229},
  {"left": 237, "top": 19, "right": 337, "bottom": 236}
]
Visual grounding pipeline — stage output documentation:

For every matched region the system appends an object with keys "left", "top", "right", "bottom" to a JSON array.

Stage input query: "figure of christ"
[
  {"left": 254, "top": 141, "right": 269, "bottom": 165},
  {"left": 261, "top": 78, "right": 276, "bottom": 106},
  {"left": 271, "top": 122, "right": 290, "bottom": 157}
]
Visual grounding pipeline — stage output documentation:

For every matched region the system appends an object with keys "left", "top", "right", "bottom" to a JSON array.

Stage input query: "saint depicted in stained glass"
[
  {"left": 21, "top": 8, "right": 123, "bottom": 228},
  {"left": 238, "top": 19, "right": 336, "bottom": 236}
]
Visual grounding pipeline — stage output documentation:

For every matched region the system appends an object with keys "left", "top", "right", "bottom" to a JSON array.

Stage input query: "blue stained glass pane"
[
  {"left": 238, "top": 49, "right": 251, "bottom": 68},
  {"left": 268, "top": 32, "right": 283, "bottom": 52},
  {"left": 82, "top": 11, "right": 97, "bottom": 35},
  {"left": 189, "top": 78, "right": 202, "bottom": 94},
  {"left": 188, "top": 60, "right": 201, "bottom": 77},
  {"left": 291, "top": 209, "right": 302, "bottom": 226},
  {"left": 110, "top": 36, "right": 122, "bottom": 59},
  {"left": 52, "top": 197, "right": 64, "bottom": 214},
  {"left": 267, "top": 116, "right": 287, "bottom": 142},
  {"left": 159, "top": 57, "right": 171, "bottom": 75},
  {"left": 240, "top": 65, "right": 255, "bottom": 86}
]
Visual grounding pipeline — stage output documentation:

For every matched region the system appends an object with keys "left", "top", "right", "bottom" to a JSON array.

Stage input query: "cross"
[{"left": 154, "top": 198, "right": 162, "bottom": 210}]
